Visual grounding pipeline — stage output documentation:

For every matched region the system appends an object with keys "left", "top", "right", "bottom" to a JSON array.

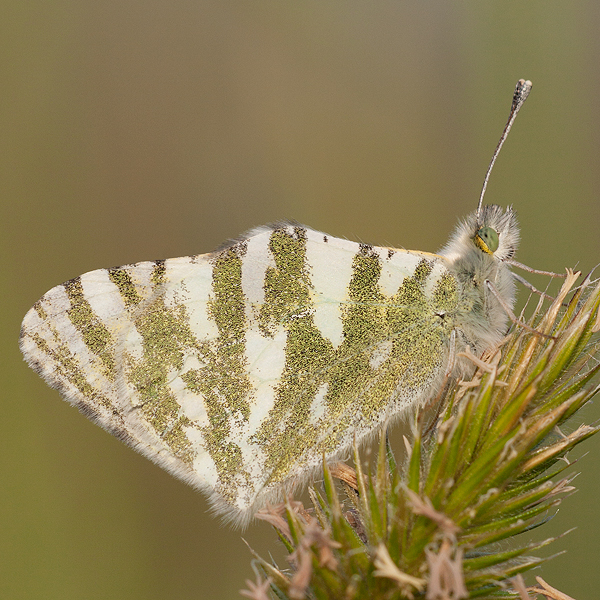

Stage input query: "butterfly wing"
[{"left": 20, "top": 224, "right": 460, "bottom": 524}]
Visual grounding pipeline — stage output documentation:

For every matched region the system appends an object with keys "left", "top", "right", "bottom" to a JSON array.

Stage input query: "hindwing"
[{"left": 20, "top": 224, "right": 461, "bottom": 523}]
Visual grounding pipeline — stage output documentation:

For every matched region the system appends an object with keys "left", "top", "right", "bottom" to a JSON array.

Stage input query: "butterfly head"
[
  {"left": 473, "top": 204, "right": 519, "bottom": 261},
  {"left": 439, "top": 204, "right": 519, "bottom": 265}
]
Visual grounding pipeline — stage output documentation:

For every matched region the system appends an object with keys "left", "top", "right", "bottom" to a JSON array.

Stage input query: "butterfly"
[{"left": 19, "top": 80, "right": 531, "bottom": 526}]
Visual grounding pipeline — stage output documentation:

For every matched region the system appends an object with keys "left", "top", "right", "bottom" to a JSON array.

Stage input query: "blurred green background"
[{"left": 3, "top": 2, "right": 600, "bottom": 599}]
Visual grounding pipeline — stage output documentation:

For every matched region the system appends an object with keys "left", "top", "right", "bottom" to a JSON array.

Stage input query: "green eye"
[{"left": 475, "top": 226, "right": 499, "bottom": 254}]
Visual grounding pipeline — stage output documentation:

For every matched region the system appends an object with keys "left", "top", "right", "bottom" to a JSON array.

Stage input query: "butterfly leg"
[{"left": 485, "top": 280, "right": 556, "bottom": 340}]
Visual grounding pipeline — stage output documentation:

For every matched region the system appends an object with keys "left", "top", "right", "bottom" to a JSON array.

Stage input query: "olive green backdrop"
[{"left": 3, "top": 2, "right": 600, "bottom": 599}]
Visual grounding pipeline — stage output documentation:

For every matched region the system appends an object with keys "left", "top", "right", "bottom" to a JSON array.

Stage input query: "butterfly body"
[{"left": 20, "top": 204, "right": 518, "bottom": 525}]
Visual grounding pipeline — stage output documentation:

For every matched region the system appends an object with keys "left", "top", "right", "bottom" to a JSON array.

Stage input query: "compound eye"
[{"left": 475, "top": 226, "right": 499, "bottom": 254}]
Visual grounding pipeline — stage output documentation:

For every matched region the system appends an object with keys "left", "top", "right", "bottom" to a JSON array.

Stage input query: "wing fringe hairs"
[{"left": 244, "top": 270, "right": 600, "bottom": 600}]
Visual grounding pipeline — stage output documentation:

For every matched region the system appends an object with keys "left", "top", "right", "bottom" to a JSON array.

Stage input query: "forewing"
[{"left": 19, "top": 258, "right": 218, "bottom": 492}]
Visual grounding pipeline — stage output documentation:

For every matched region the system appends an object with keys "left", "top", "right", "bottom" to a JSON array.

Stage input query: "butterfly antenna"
[{"left": 476, "top": 79, "right": 533, "bottom": 218}]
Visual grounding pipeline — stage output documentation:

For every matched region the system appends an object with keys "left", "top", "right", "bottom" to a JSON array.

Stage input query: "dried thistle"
[{"left": 243, "top": 272, "right": 600, "bottom": 599}]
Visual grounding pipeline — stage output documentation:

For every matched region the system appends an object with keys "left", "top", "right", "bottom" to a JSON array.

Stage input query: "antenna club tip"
[{"left": 515, "top": 79, "right": 533, "bottom": 104}]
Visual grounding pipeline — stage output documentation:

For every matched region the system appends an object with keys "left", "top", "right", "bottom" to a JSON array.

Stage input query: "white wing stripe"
[
  {"left": 164, "top": 257, "right": 219, "bottom": 341},
  {"left": 423, "top": 261, "right": 447, "bottom": 298},
  {"left": 241, "top": 230, "right": 275, "bottom": 306},
  {"left": 379, "top": 251, "right": 421, "bottom": 296},
  {"left": 305, "top": 229, "right": 354, "bottom": 348},
  {"left": 80, "top": 269, "right": 127, "bottom": 325}
]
